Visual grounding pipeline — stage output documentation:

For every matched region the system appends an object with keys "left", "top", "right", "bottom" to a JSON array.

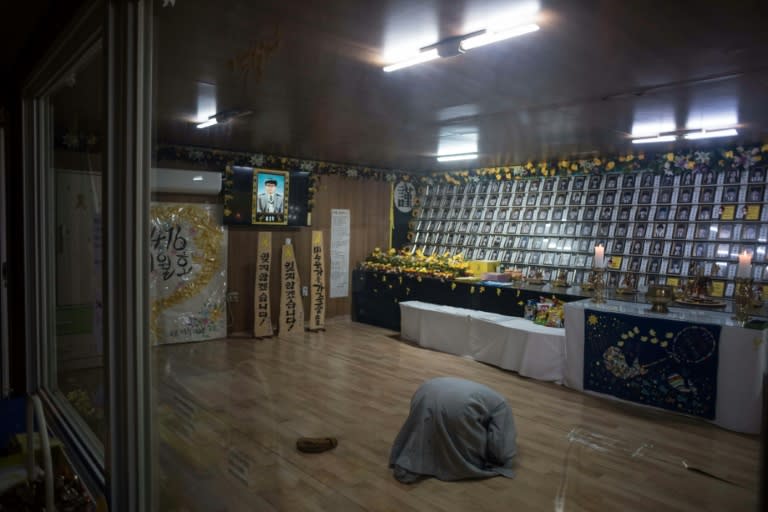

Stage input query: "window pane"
[{"left": 50, "top": 49, "right": 105, "bottom": 444}]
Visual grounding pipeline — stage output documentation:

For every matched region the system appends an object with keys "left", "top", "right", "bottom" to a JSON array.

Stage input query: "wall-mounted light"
[
  {"left": 383, "top": 22, "right": 539, "bottom": 72},
  {"left": 196, "top": 109, "right": 253, "bottom": 129}
]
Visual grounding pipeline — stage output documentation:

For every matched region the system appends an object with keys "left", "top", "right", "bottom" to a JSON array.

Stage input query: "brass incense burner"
[{"left": 646, "top": 284, "right": 675, "bottom": 313}]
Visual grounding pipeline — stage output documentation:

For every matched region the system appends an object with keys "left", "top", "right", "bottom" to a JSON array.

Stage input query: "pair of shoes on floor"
[{"left": 296, "top": 437, "right": 338, "bottom": 453}]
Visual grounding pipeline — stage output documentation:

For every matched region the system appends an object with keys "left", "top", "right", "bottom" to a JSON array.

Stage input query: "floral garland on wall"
[
  {"left": 155, "top": 144, "right": 411, "bottom": 213},
  {"left": 420, "top": 143, "right": 768, "bottom": 186}
]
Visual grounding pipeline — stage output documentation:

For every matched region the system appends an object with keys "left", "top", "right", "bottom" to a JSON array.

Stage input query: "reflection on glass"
[{"left": 51, "top": 50, "right": 105, "bottom": 443}]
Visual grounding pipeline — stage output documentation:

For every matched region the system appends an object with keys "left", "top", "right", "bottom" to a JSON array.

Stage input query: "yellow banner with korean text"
[
  {"left": 280, "top": 241, "right": 305, "bottom": 334},
  {"left": 309, "top": 231, "right": 326, "bottom": 330},
  {"left": 253, "top": 232, "right": 273, "bottom": 337}
]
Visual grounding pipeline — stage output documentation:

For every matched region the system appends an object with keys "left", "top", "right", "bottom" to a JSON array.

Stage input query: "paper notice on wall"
[{"left": 330, "top": 209, "right": 350, "bottom": 298}]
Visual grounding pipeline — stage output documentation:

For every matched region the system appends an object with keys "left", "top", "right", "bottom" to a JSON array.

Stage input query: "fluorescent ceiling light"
[
  {"left": 383, "top": 49, "right": 440, "bottom": 72},
  {"left": 631, "top": 135, "right": 677, "bottom": 144},
  {"left": 196, "top": 118, "right": 218, "bottom": 129},
  {"left": 437, "top": 153, "right": 478, "bottom": 162},
  {"left": 684, "top": 128, "right": 738, "bottom": 140},
  {"left": 195, "top": 109, "right": 253, "bottom": 129},
  {"left": 460, "top": 23, "right": 539, "bottom": 51}
]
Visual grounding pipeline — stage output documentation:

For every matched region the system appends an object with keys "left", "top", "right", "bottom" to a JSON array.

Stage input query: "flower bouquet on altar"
[{"left": 359, "top": 247, "right": 470, "bottom": 280}]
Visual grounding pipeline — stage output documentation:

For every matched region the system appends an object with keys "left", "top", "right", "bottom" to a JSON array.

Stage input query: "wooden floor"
[{"left": 151, "top": 317, "right": 761, "bottom": 511}]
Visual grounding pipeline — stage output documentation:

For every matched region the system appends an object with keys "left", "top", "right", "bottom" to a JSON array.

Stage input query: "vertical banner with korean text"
[
  {"left": 280, "top": 242, "right": 305, "bottom": 334},
  {"left": 253, "top": 232, "right": 273, "bottom": 337},
  {"left": 149, "top": 203, "right": 227, "bottom": 344},
  {"left": 309, "top": 230, "right": 326, "bottom": 330}
]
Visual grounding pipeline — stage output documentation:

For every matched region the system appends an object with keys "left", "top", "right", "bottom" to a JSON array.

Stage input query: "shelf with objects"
[{"left": 407, "top": 166, "right": 768, "bottom": 309}]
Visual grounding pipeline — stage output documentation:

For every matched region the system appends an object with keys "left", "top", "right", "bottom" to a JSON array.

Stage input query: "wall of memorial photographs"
[{"left": 409, "top": 166, "right": 768, "bottom": 297}]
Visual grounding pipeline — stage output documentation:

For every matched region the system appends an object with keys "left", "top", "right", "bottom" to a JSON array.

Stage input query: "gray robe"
[{"left": 389, "top": 377, "right": 517, "bottom": 483}]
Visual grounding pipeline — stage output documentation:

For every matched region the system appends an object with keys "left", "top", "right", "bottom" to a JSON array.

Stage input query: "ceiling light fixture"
[
  {"left": 683, "top": 128, "right": 738, "bottom": 140},
  {"left": 196, "top": 109, "right": 253, "bottom": 129},
  {"left": 382, "top": 49, "right": 440, "bottom": 73},
  {"left": 631, "top": 126, "right": 738, "bottom": 144},
  {"left": 459, "top": 23, "right": 540, "bottom": 51},
  {"left": 437, "top": 153, "right": 478, "bottom": 162},
  {"left": 631, "top": 135, "right": 677, "bottom": 144},
  {"left": 382, "top": 22, "right": 539, "bottom": 72}
]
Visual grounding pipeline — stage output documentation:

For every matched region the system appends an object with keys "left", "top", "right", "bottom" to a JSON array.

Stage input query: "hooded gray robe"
[{"left": 389, "top": 377, "right": 517, "bottom": 483}]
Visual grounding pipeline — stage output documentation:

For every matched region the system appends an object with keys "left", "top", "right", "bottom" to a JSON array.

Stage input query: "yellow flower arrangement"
[{"left": 359, "top": 247, "right": 470, "bottom": 279}]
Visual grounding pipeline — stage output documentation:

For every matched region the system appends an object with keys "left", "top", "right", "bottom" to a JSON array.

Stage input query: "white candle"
[
  {"left": 594, "top": 244, "right": 605, "bottom": 268},
  {"left": 737, "top": 250, "right": 752, "bottom": 278}
]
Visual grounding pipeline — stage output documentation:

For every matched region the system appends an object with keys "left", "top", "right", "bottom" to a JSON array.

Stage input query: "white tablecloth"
[
  {"left": 400, "top": 301, "right": 566, "bottom": 382},
  {"left": 564, "top": 299, "right": 767, "bottom": 434}
]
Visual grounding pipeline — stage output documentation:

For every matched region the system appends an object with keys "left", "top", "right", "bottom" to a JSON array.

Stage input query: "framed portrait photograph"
[
  {"left": 572, "top": 176, "right": 585, "bottom": 190},
  {"left": 717, "top": 224, "right": 732, "bottom": 240},
  {"left": 748, "top": 186, "right": 764, "bottom": 203},
  {"left": 558, "top": 178, "right": 570, "bottom": 191},
  {"left": 618, "top": 207, "right": 631, "bottom": 220},
  {"left": 695, "top": 223, "right": 710, "bottom": 239},
  {"left": 725, "top": 169, "right": 741, "bottom": 184},
  {"left": 588, "top": 175, "right": 602, "bottom": 189},
  {"left": 750, "top": 168, "right": 766, "bottom": 183},
  {"left": 252, "top": 169, "right": 289, "bottom": 225},
  {"left": 743, "top": 224, "right": 758, "bottom": 240},
  {"left": 541, "top": 193, "right": 552, "bottom": 206},
  {"left": 640, "top": 172, "right": 654, "bottom": 188}
]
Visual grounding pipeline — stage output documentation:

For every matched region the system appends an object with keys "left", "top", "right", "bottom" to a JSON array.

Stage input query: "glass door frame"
[{"left": 21, "top": 1, "right": 153, "bottom": 509}]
